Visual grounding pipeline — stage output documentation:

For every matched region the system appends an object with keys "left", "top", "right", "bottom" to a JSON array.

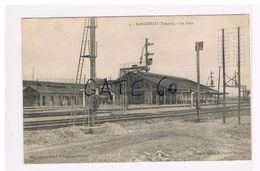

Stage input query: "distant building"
[
  {"left": 23, "top": 80, "right": 83, "bottom": 107},
  {"left": 242, "top": 89, "right": 250, "bottom": 103}
]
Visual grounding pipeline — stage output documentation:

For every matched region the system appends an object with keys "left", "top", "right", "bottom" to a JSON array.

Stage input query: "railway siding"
[{"left": 24, "top": 104, "right": 250, "bottom": 130}]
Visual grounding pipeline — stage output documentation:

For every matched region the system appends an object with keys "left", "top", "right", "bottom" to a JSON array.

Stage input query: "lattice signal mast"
[
  {"left": 87, "top": 18, "right": 97, "bottom": 79},
  {"left": 70, "top": 17, "right": 97, "bottom": 126},
  {"left": 82, "top": 17, "right": 97, "bottom": 80},
  {"left": 73, "top": 17, "right": 97, "bottom": 89},
  {"left": 206, "top": 71, "right": 215, "bottom": 88},
  {"left": 120, "top": 38, "right": 154, "bottom": 76}
]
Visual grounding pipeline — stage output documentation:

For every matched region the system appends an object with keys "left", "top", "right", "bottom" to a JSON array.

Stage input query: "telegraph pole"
[
  {"left": 210, "top": 71, "right": 214, "bottom": 87},
  {"left": 195, "top": 41, "right": 203, "bottom": 121},
  {"left": 217, "top": 66, "right": 221, "bottom": 104},
  {"left": 196, "top": 47, "right": 200, "bottom": 121},
  {"left": 222, "top": 29, "right": 226, "bottom": 124},
  {"left": 237, "top": 27, "right": 241, "bottom": 124},
  {"left": 32, "top": 67, "right": 35, "bottom": 81}
]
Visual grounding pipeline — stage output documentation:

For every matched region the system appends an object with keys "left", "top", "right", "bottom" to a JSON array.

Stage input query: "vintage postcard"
[{"left": 22, "top": 14, "right": 251, "bottom": 164}]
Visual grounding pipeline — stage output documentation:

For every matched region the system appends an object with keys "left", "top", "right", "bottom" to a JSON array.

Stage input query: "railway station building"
[
  {"left": 112, "top": 72, "right": 219, "bottom": 106},
  {"left": 23, "top": 72, "right": 219, "bottom": 107}
]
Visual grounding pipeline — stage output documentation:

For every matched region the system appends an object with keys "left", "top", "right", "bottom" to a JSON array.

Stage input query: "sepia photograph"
[{"left": 21, "top": 14, "right": 251, "bottom": 164}]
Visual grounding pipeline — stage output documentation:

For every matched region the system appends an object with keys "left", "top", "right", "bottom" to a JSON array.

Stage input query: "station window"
[
  {"left": 50, "top": 96, "right": 54, "bottom": 106},
  {"left": 42, "top": 96, "right": 46, "bottom": 106}
]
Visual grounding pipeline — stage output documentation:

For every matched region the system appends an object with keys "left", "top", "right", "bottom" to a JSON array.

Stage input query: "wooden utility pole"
[
  {"left": 195, "top": 41, "right": 203, "bottom": 121},
  {"left": 32, "top": 67, "right": 35, "bottom": 81},
  {"left": 237, "top": 27, "right": 241, "bottom": 124},
  {"left": 196, "top": 48, "right": 200, "bottom": 121},
  {"left": 217, "top": 66, "right": 221, "bottom": 104},
  {"left": 222, "top": 29, "right": 226, "bottom": 124}
]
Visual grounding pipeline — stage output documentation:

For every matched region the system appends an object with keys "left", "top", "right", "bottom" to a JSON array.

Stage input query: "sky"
[{"left": 22, "top": 14, "right": 250, "bottom": 93}]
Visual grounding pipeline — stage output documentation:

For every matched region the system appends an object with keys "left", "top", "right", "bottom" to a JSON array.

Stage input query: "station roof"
[
  {"left": 23, "top": 80, "right": 82, "bottom": 95},
  {"left": 121, "top": 71, "right": 218, "bottom": 93}
]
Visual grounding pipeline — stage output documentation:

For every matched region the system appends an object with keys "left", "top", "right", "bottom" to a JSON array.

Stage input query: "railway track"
[
  {"left": 23, "top": 102, "right": 247, "bottom": 118},
  {"left": 24, "top": 105, "right": 250, "bottom": 130}
]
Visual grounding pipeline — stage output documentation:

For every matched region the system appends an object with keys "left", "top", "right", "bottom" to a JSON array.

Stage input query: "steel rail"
[{"left": 24, "top": 105, "right": 250, "bottom": 130}]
